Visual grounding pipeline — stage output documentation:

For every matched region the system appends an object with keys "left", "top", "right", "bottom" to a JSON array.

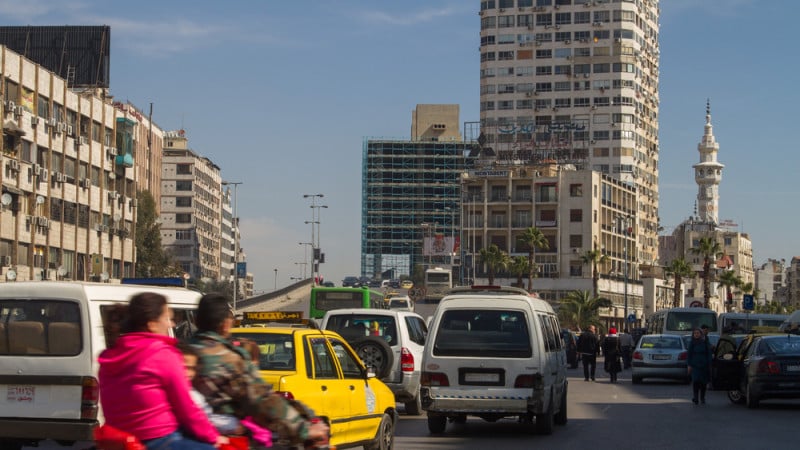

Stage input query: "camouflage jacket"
[{"left": 190, "top": 331, "right": 309, "bottom": 444}]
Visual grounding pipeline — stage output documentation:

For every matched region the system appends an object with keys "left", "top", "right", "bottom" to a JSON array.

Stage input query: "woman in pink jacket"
[{"left": 98, "top": 292, "right": 229, "bottom": 449}]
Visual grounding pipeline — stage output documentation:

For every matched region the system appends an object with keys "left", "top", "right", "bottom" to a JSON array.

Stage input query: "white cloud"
[{"left": 357, "top": 5, "right": 468, "bottom": 26}]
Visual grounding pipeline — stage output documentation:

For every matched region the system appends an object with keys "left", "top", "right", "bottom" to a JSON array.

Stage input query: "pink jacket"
[{"left": 98, "top": 332, "right": 220, "bottom": 443}]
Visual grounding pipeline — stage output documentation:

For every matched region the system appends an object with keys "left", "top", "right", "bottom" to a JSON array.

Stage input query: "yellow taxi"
[
  {"left": 230, "top": 311, "right": 397, "bottom": 450},
  {"left": 400, "top": 280, "right": 414, "bottom": 290}
]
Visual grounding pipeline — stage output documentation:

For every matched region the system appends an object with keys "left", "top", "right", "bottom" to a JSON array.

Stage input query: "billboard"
[
  {"left": 423, "top": 234, "right": 459, "bottom": 257},
  {"left": 0, "top": 26, "right": 111, "bottom": 88}
]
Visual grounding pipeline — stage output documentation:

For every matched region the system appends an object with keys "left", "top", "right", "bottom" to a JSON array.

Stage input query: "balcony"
[{"left": 535, "top": 220, "right": 557, "bottom": 227}]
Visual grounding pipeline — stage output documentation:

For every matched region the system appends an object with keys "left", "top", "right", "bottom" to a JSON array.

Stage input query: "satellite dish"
[
  {"left": 36, "top": 195, "right": 45, "bottom": 205},
  {"left": 5, "top": 270, "right": 16, "bottom": 281},
  {"left": 0, "top": 193, "right": 11, "bottom": 206},
  {"left": 57, "top": 266, "right": 67, "bottom": 277},
  {"left": 113, "top": 213, "right": 121, "bottom": 223},
  {"left": 101, "top": 271, "right": 109, "bottom": 281}
]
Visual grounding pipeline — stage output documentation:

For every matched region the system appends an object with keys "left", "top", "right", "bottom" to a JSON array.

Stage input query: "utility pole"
[{"left": 223, "top": 181, "right": 243, "bottom": 313}]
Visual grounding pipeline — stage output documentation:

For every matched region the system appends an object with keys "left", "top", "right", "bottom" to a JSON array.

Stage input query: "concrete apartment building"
[
  {"left": 362, "top": 105, "right": 473, "bottom": 278},
  {"left": 755, "top": 258, "right": 785, "bottom": 304},
  {"left": 1, "top": 45, "right": 149, "bottom": 282},
  {"left": 787, "top": 257, "right": 800, "bottom": 308}
]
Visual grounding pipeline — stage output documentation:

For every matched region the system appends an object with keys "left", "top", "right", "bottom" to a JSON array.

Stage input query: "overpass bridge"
[{"left": 235, "top": 278, "right": 313, "bottom": 314}]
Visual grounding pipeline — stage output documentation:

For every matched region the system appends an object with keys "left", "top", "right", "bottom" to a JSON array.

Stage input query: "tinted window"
[
  {"left": 405, "top": 316, "right": 427, "bottom": 346},
  {"left": 433, "top": 309, "right": 531, "bottom": 358},
  {"left": 325, "top": 314, "right": 398, "bottom": 346},
  {"left": 306, "top": 337, "right": 338, "bottom": 379},
  {"left": 0, "top": 300, "right": 81, "bottom": 356},
  {"left": 759, "top": 337, "right": 800, "bottom": 355}
]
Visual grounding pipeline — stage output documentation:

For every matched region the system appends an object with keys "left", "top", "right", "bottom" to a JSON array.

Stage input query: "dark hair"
[
  {"left": 176, "top": 342, "right": 199, "bottom": 358},
  {"left": 195, "top": 292, "right": 233, "bottom": 332},
  {"left": 123, "top": 292, "right": 168, "bottom": 333}
]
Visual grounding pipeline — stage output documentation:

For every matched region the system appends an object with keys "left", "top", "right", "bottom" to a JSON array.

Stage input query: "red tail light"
[
  {"left": 421, "top": 372, "right": 449, "bottom": 387},
  {"left": 757, "top": 360, "right": 780, "bottom": 375},
  {"left": 400, "top": 347, "right": 414, "bottom": 372},
  {"left": 514, "top": 374, "right": 534, "bottom": 388},
  {"left": 276, "top": 391, "right": 295, "bottom": 400},
  {"left": 81, "top": 377, "right": 99, "bottom": 420},
  {"left": 678, "top": 352, "right": 688, "bottom": 361},
  {"left": 633, "top": 351, "right": 643, "bottom": 360}
]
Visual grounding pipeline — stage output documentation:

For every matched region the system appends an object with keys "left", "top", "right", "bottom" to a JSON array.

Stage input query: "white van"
[
  {"left": 0, "top": 281, "right": 202, "bottom": 450},
  {"left": 420, "top": 286, "right": 568, "bottom": 435}
]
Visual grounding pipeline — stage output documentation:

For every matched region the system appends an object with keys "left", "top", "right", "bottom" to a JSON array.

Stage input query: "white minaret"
[{"left": 693, "top": 100, "right": 724, "bottom": 225}]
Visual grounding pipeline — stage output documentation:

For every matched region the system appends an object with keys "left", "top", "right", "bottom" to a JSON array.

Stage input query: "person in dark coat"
[
  {"left": 687, "top": 327, "right": 712, "bottom": 404},
  {"left": 576, "top": 325, "right": 600, "bottom": 381},
  {"left": 602, "top": 327, "right": 622, "bottom": 383}
]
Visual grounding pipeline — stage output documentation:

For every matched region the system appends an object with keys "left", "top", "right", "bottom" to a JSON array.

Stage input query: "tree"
[
  {"left": 558, "top": 290, "right": 613, "bottom": 331},
  {"left": 194, "top": 279, "right": 234, "bottom": 299},
  {"left": 478, "top": 244, "right": 509, "bottom": 285},
  {"left": 664, "top": 258, "right": 695, "bottom": 308},
  {"left": 689, "top": 237, "right": 723, "bottom": 309},
  {"left": 517, "top": 227, "right": 549, "bottom": 292},
  {"left": 581, "top": 249, "right": 609, "bottom": 298},
  {"left": 134, "top": 190, "right": 177, "bottom": 277},
  {"left": 717, "top": 270, "right": 742, "bottom": 312},
  {"left": 509, "top": 256, "right": 529, "bottom": 289}
]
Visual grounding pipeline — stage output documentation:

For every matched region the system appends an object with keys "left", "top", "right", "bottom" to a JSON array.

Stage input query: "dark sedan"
[{"left": 712, "top": 334, "right": 800, "bottom": 408}]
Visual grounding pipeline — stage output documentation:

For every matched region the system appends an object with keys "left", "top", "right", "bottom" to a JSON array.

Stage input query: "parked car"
[
  {"left": 230, "top": 313, "right": 397, "bottom": 449},
  {"left": 561, "top": 328, "right": 579, "bottom": 369},
  {"left": 631, "top": 334, "right": 690, "bottom": 384},
  {"left": 712, "top": 333, "right": 800, "bottom": 408},
  {"left": 321, "top": 308, "right": 428, "bottom": 415},
  {"left": 342, "top": 276, "right": 360, "bottom": 287},
  {"left": 421, "top": 285, "right": 568, "bottom": 435},
  {"left": 388, "top": 296, "right": 414, "bottom": 312}
]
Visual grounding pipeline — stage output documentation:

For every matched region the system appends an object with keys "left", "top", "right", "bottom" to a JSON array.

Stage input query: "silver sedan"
[{"left": 631, "top": 334, "right": 690, "bottom": 384}]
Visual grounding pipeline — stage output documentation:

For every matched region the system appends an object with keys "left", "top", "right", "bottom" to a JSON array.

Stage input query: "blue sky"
[{"left": 3, "top": 0, "right": 796, "bottom": 291}]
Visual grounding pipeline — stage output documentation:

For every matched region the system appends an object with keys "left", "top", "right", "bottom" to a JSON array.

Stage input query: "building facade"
[
  {"left": 362, "top": 105, "right": 473, "bottom": 279},
  {"left": 477, "top": 0, "right": 661, "bottom": 269},
  {"left": 755, "top": 258, "right": 785, "bottom": 304},
  {"left": 2, "top": 45, "right": 140, "bottom": 282}
]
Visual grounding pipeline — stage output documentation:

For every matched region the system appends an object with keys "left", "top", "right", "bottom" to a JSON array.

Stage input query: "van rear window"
[
  {"left": 433, "top": 309, "right": 531, "bottom": 358},
  {"left": 0, "top": 300, "right": 81, "bottom": 356}
]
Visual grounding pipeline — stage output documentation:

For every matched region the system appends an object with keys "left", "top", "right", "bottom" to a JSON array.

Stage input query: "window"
[
  {"left": 176, "top": 180, "right": 193, "bottom": 191},
  {"left": 0, "top": 300, "right": 82, "bottom": 356},
  {"left": 536, "top": 49, "right": 552, "bottom": 59},
  {"left": 176, "top": 197, "right": 192, "bottom": 207},
  {"left": 329, "top": 338, "right": 363, "bottom": 379},
  {"left": 574, "top": 11, "right": 590, "bottom": 24},
  {"left": 536, "top": 14, "right": 553, "bottom": 26},
  {"left": 481, "top": 17, "right": 497, "bottom": 30},
  {"left": 176, "top": 164, "right": 192, "bottom": 175},
  {"left": 536, "top": 66, "right": 552, "bottom": 76},
  {"left": 570, "top": 263, "right": 583, "bottom": 277},
  {"left": 555, "top": 31, "right": 571, "bottom": 42},
  {"left": 570, "top": 209, "right": 583, "bottom": 222},
  {"left": 498, "top": 15, "right": 515, "bottom": 28},
  {"left": 307, "top": 337, "right": 337, "bottom": 379},
  {"left": 569, "top": 234, "right": 583, "bottom": 248},
  {"left": 498, "top": 34, "right": 516, "bottom": 44},
  {"left": 176, "top": 213, "right": 192, "bottom": 224},
  {"left": 499, "top": 51, "right": 515, "bottom": 61},
  {"left": 555, "top": 12, "right": 571, "bottom": 25},
  {"left": 570, "top": 184, "right": 583, "bottom": 197}
]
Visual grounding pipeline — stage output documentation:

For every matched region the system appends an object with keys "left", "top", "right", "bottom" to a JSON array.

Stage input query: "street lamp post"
[
  {"left": 311, "top": 204, "right": 328, "bottom": 282},
  {"left": 223, "top": 181, "right": 243, "bottom": 314},
  {"left": 299, "top": 242, "right": 313, "bottom": 279},
  {"left": 617, "top": 215, "right": 633, "bottom": 328},
  {"left": 273, "top": 268, "right": 277, "bottom": 291},
  {"left": 444, "top": 206, "right": 455, "bottom": 267},
  {"left": 303, "top": 194, "right": 324, "bottom": 284}
]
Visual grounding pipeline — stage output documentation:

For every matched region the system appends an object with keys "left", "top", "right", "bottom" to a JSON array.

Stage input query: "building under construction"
[{"left": 361, "top": 105, "right": 474, "bottom": 279}]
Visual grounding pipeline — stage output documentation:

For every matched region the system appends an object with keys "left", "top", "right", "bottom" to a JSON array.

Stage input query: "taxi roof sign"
[{"left": 242, "top": 311, "right": 304, "bottom": 323}]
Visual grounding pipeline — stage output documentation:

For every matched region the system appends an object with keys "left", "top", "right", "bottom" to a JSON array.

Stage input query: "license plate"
[
  {"left": 464, "top": 372, "right": 499, "bottom": 383},
  {"left": 652, "top": 354, "right": 671, "bottom": 360},
  {"left": 7, "top": 386, "right": 35, "bottom": 403},
  {"left": 786, "top": 365, "right": 800, "bottom": 372}
]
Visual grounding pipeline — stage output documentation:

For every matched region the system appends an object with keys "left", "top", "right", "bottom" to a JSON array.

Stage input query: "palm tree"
[
  {"left": 718, "top": 270, "right": 742, "bottom": 312},
  {"left": 509, "top": 256, "right": 529, "bottom": 289},
  {"left": 557, "top": 290, "right": 613, "bottom": 331},
  {"left": 581, "top": 249, "right": 609, "bottom": 298},
  {"left": 664, "top": 258, "right": 694, "bottom": 308},
  {"left": 689, "top": 237, "right": 723, "bottom": 308},
  {"left": 478, "top": 244, "right": 509, "bottom": 285},
  {"left": 517, "top": 227, "right": 550, "bottom": 292}
]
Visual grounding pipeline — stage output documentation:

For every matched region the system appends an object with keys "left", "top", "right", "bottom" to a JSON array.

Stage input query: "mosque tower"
[{"left": 693, "top": 100, "right": 724, "bottom": 225}]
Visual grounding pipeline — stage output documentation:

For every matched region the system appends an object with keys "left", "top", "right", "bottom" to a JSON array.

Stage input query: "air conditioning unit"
[
  {"left": 478, "top": 10, "right": 484, "bottom": 16},
  {"left": 4, "top": 101, "right": 14, "bottom": 112},
  {"left": 580, "top": 38, "right": 589, "bottom": 43},
  {"left": 30, "top": 116, "right": 40, "bottom": 126},
  {"left": 94, "top": 223, "right": 104, "bottom": 232},
  {"left": 14, "top": 106, "right": 24, "bottom": 116},
  {"left": 130, "top": 198, "right": 138, "bottom": 208},
  {"left": 47, "top": 118, "right": 58, "bottom": 128},
  {"left": 57, "top": 122, "right": 67, "bottom": 133},
  {"left": 565, "top": 40, "right": 571, "bottom": 44},
  {"left": 525, "top": 92, "right": 533, "bottom": 97},
  {"left": 499, "top": 8, "right": 505, "bottom": 12},
  {"left": 38, "top": 217, "right": 50, "bottom": 228},
  {"left": 80, "top": 136, "right": 89, "bottom": 145},
  {"left": 1, "top": 255, "right": 10, "bottom": 266},
  {"left": 107, "top": 147, "right": 118, "bottom": 157},
  {"left": 101, "top": 225, "right": 110, "bottom": 233},
  {"left": 38, "top": 168, "right": 49, "bottom": 182},
  {"left": 7, "top": 160, "right": 19, "bottom": 171},
  {"left": 535, "top": 41, "right": 542, "bottom": 46},
  {"left": 32, "top": 163, "right": 41, "bottom": 173},
  {"left": 81, "top": 178, "right": 91, "bottom": 188},
  {"left": 108, "top": 191, "right": 119, "bottom": 201},
  {"left": 67, "top": 125, "right": 74, "bottom": 136},
  {"left": 555, "top": 25, "right": 560, "bottom": 30},
  {"left": 615, "top": 38, "right": 622, "bottom": 43},
  {"left": 555, "top": 5, "right": 560, "bottom": 9}
]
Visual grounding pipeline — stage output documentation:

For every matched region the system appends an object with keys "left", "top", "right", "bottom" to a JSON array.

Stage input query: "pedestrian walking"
[
  {"left": 687, "top": 328, "right": 712, "bottom": 404},
  {"left": 576, "top": 325, "right": 600, "bottom": 381},
  {"left": 602, "top": 327, "right": 622, "bottom": 383},
  {"left": 619, "top": 329, "right": 634, "bottom": 369}
]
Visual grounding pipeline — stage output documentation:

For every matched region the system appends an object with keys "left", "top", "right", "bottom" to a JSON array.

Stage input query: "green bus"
[{"left": 308, "top": 286, "right": 385, "bottom": 320}]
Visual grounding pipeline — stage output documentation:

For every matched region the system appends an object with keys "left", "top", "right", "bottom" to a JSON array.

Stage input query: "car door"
[
  {"left": 711, "top": 335, "right": 741, "bottom": 390},
  {"left": 304, "top": 335, "right": 351, "bottom": 441},
  {"left": 328, "top": 337, "right": 380, "bottom": 443}
]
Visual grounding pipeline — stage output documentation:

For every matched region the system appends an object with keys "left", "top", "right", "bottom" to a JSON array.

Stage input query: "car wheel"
[
  {"left": 364, "top": 413, "right": 394, "bottom": 450},
  {"left": 404, "top": 389, "right": 423, "bottom": 415},
  {"left": 427, "top": 414, "right": 447, "bottom": 434},
  {"left": 727, "top": 389, "right": 745, "bottom": 404},
  {"left": 632, "top": 376, "right": 642, "bottom": 384},
  {"left": 746, "top": 382, "right": 759, "bottom": 409},
  {"left": 534, "top": 395, "right": 555, "bottom": 435},
  {"left": 554, "top": 384, "right": 568, "bottom": 426},
  {"left": 353, "top": 336, "right": 394, "bottom": 379}
]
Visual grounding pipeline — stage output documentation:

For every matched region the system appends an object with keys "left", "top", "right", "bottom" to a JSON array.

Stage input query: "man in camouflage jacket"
[{"left": 190, "top": 293, "right": 327, "bottom": 446}]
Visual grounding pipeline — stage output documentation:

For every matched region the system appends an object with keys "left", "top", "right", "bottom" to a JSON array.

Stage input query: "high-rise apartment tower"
[{"left": 478, "top": 0, "right": 660, "bottom": 265}]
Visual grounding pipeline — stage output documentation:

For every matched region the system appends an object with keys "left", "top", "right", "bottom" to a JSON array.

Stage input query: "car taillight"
[
  {"left": 633, "top": 351, "right": 643, "bottom": 360},
  {"left": 81, "top": 377, "right": 99, "bottom": 420},
  {"left": 421, "top": 372, "right": 449, "bottom": 387},
  {"left": 276, "top": 391, "right": 295, "bottom": 400},
  {"left": 757, "top": 360, "right": 780, "bottom": 375},
  {"left": 400, "top": 347, "right": 414, "bottom": 372},
  {"left": 678, "top": 352, "right": 688, "bottom": 361},
  {"left": 514, "top": 374, "right": 534, "bottom": 388}
]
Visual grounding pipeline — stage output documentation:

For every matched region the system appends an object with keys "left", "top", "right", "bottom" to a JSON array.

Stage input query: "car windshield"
[
  {"left": 639, "top": 336, "right": 682, "bottom": 349},
  {"left": 433, "top": 309, "right": 531, "bottom": 358},
  {"left": 759, "top": 337, "right": 800, "bottom": 355},
  {"left": 389, "top": 300, "right": 409, "bottom": 309},
  {"left": 230, "top": 332, "right": 296, "bottom": 371},
  {"left": 325, "top": 314, "right": 398, "bottom": 345}
]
